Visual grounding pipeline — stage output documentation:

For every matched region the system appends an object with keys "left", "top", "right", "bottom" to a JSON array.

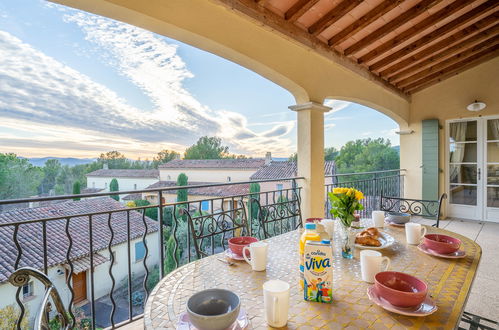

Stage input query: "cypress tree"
[
  {"left": 72, "top": 181, "right": 81, "bottom": 201},
  {"left": 110, "top": 178, "right": 119, "bottom": 201}
]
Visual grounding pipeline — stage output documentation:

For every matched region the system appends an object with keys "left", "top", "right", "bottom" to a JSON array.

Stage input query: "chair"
[
  {"left": 380, "top": 193, "right": 447, "bottom": 227},
  {"left": 459, "top": 311, "right": 498, "bottom": 330},
  {"left": 184, "top": 199, "right": 250, "bottom": 259},
  {"left": 9, "top": 267, "right": 70, "bottom": 329},
  {"left": 251, "top": 188, "right": 302, "bottom": 239}
]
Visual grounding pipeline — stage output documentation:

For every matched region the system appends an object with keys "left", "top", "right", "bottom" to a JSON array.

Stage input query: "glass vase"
[{"left": 339, "top": 223, "right": 355, "bottom": 259}]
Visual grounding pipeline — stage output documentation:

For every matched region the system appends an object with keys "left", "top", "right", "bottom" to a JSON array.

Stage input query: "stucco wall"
[
  {"left": 86, "top": 176, "right": 158, "bottom": 200},
  {"left": 159, "top": 168, "right": 257, "bottom": 183},
  {"left": 400, "top": 57, "right": 499, "bottom": 215}
]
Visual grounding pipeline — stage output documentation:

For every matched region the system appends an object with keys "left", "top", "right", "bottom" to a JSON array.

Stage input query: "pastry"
[{"left": 355, "top": 235, "right": 382, "bottom": 247}]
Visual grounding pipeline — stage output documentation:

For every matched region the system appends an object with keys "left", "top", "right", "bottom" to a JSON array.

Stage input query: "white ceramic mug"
[
  {"left": 263, "top": 280, "right": 290, "bottom": 328},
  {"left": 320, "top": 219, "right": 334, "bottom": 239},
  {"left": 372, "top": 211, "right": 385, "bottom": 228},
  {"left": 360, "top": 250, "right": 390, "bottom": 283},
  {"left": 243, "top": 242, "right": 268, "bottom": 271},
  {"left": 405, "top": 223, "right": 427, "bottom": 245}
]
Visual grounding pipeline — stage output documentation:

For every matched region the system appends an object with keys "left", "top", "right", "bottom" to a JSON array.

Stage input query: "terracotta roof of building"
[
  {"left": 158, "top": 159, "right": 266, "bottom": 169},
  {"left": 0, "top": 197, "right": 158, "bottom": 283},
  {"left": 250, "top": 161, "right": 335, "bottom": 180},
  {"left": 146, "top": 181, "right": 250, "bottom": 197},
  {"left": 86, "top": 169, "right": 159, "bottom": 178}
]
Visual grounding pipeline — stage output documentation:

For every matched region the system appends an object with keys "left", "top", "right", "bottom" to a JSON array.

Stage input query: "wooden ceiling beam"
[
  {"left": 359, "top": 0, "right": 471, "bottom": 64},
  {"left": 388, "top": 25, "right": 499, "bottom": 82},
  {"left": 308, "top": 0, "right": 363, "bottom": 36},
  {"left": 328, "top": 0, "right": 405, "bottom": 47},
  {"left": 397, "top": 36, "right": 499, "bottom": 88},
  {"left": 379, "top": 21, "right": 499, "bottom": 78},
  {"left": 404, "top": 45, "right": 499, "bottom": 93},
  {"left": 344, "top": 0, "right": 443, "bottom": 56},
  {"left": 369, "top": 4, "right": 499, "bottom": 72},
  {"left": 284, "top": 0, "right": 320, "bottom": 22},
  {"left": 216, "top": 0, "right": 410, "bottom": 99}
]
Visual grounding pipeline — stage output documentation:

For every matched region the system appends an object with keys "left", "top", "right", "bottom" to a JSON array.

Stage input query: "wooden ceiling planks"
[{"left": 241, "top": 0, "right": 499, "bottom": 94}]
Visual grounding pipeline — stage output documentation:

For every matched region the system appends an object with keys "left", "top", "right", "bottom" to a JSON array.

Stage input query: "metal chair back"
[{"left": 380, "top": 193, "right": 447, "bottom": 227}]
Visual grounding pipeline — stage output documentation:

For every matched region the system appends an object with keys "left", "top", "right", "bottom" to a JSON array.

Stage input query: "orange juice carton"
[{"left": 303, "top": 240, "right": 333, "bottom": 303}]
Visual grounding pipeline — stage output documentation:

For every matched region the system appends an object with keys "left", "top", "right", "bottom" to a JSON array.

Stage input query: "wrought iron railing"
[
  {"left": 0, "top": 178, "right": 302, "bottom": 329},
  {"left": 325, "top": 169, "right": 405, "bottom": 218}
]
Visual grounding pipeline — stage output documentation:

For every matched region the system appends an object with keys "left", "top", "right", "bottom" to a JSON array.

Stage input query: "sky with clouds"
[{"left": 0, "top": 0, "right": 399, "bottom": 159}]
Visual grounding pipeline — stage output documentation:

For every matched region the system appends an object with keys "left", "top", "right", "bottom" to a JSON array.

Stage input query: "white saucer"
[
  {"left": 367, "top": 286, "right": 438, "bottom": 317},
  {"left": 177, "top": 309, "right": 249, "bottom": 329},
  {"left": 225, "top": 249, "right": 246, "bottom": 261},
  {"left": 417, "top": 243, "right": 466, "bottom": 259}
]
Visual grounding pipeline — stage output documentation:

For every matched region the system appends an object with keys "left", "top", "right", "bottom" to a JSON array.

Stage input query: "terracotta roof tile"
[
  {"left": 250, "top": 161, "right": 335, "bottom": 180},
  {"left": 86, "top": 169, "right": 159, "bottom": 178},
  {"left": 158, "top": 159, "right": 266, "bottom": 169},
  {"left": 146, "top": 181, "right": 249, "bottom": 197}
]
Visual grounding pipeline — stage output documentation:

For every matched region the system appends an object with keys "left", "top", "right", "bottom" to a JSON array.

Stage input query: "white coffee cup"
[
  {"left": 372, "top": 211, "right": 385, "bottom": 228},
  {"left": 243, "top": 242, "right": 268, "bottom": 271},
  {"left": 320, "top": 219, "right": 334, "bottom": 239},
  {"left": 263, "top": 280, "right": 290, "bottom": 328},
  {"left": 405, "top": 223, "right": 427, "bottom": 245},
  {"left": 360, "top": 250, "right": 390, "bottom": 283}
]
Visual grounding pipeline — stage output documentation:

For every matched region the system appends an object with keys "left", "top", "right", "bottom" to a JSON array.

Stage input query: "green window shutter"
[{"left": 422, "top": 119, "right": 439, "bottom": 200}]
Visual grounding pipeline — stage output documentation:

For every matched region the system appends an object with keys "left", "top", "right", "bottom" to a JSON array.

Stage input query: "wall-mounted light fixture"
[
  {"left": 466, "top": 100, "right": 486, "bottom": 112},
  {"left": 395, "top": 129, "right": 414, "bottom": 135}
]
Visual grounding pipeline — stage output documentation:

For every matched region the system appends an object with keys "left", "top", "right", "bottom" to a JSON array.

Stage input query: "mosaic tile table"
[{"left": 144, "top": 222, "right": 481, "bottom": 329}]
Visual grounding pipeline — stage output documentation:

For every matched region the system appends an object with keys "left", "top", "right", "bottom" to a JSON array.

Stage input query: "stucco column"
[{"left": 289, "top": 102, "right": 331, "bottom": 222}]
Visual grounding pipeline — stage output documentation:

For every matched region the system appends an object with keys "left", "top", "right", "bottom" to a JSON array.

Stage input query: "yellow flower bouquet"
[{"left": 328, "top": 187, "right": 364, "bottom": 228}]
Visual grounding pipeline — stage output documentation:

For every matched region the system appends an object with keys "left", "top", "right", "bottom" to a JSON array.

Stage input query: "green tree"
[
  {"left": 324, "top": 147, "right": 339, "bottom": 161},
  {"left": 0, "top": 305, "right": 29, "bottom": 329},
  {"left": 110, "top": 178, "right": 119, "bottom": 201},
  {"left": 98, "top": 151, "right": 131, "bottom": 169},
  {"left": 247, "top": 182, "right": 260, "bottom": 236},
  {"left": 164, "top": 235, "right": 179, "bottom": 273},
  {"left": 72, "top": 181, "right": 81, "bottom": 201},
  {"left": 153, "top": 149, "right": 179, "bottom": 168},
  {"left": 184, "top": 136, "right": 229, "bottom": 159},
  {"left": 176, "top": 173, "right": 188, "bottom": 203},
  {"left": 39, "top": 159, "right": 62, "bottom": 195},
  {"left": 0, "top": 153, "right": 43, "bottom": 202},
  {"left": 176, "top": 173, "right": 188, "bottom": 223},
  {"left": 288, "top": 147, "right": 338, "bottom": 162},
  {"left": 334, "top": 138, "right": 399, "bottom": 175}
]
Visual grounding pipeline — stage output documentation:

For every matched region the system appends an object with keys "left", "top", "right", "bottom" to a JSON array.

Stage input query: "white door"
[
  {"left": 447, "top": 116, "right": 499, "bottom": 222},
  {"left": 485, "top": 117, "right": 499, "bottom": 222}
]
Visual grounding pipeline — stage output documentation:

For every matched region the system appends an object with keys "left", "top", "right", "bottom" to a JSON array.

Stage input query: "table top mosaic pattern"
[{"left": 144, "top": 222, "right": 481, "bottom": 329}]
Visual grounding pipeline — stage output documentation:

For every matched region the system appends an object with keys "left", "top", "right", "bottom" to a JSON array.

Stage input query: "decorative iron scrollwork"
[{"left": 9, "top": 267, "right": 70, "bottom": 330}]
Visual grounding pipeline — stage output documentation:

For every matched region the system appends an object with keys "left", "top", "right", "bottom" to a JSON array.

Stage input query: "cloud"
[
  {"left": 323, "top": 99, "right": 352, "bottom": 115},
  {"left": 0, "top": 4, "right": 296, "bottom": 157}
]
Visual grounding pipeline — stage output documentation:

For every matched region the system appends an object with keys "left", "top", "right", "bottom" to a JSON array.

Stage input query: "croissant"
[
  {"left": 358, "top": 227, "right": 379, "bottom": 239},
  {"left": 355, "top": 235, "right": 382, "bottom": 247}
]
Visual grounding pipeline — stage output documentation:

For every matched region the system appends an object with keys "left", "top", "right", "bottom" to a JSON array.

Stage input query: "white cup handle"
[
  {"left": 272, "top": 296, "right": 278, "bottom": 326},
  {"left": 382, "top": 257, "right": 391, "bottom": 271},
  {"left": 243, "top": 246, "right": 252, "bottom": 266},
  {"left": 421, "top": 226, "right": 427, "bottom": 239}
]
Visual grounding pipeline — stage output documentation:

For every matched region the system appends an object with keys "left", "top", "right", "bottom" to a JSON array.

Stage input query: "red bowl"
[
  {"left": 228, "top": 236, "right": 258, "bottom": 257},
  {"left": 423, "top": 234, "right": 461, "bottom": 254},
  {"left": 374, "top": 271, "right": 428, "bottom": 307}
]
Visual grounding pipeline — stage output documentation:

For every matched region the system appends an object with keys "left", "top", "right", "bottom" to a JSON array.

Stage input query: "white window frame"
[{"left": 22, "top": 281, "right": 34, "bottom": 299}]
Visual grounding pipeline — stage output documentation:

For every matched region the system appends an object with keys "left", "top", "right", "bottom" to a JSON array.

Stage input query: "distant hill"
[
  {"left": 27, "top": 157, "right": 96, "bottom": 167},
  {"left": 392, "top": 145, "right": 400, "bottom": 154}
]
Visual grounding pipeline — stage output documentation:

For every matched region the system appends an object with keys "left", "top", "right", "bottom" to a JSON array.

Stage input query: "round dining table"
[{"left": 144, "top": 220, "right": 481, "bottom": 329}]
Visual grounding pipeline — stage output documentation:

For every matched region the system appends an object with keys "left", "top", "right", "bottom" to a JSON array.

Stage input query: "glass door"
[
  {"left": 485, "top": 117, "right": 499, "bottom": 222},
  {"left": 448, "top": 119, "right": 481, "bottom": 220}
]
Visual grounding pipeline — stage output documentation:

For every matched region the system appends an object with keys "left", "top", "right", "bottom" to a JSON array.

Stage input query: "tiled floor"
[{"left": 122, "top": 218, "right": 499, "bottom": 329}]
